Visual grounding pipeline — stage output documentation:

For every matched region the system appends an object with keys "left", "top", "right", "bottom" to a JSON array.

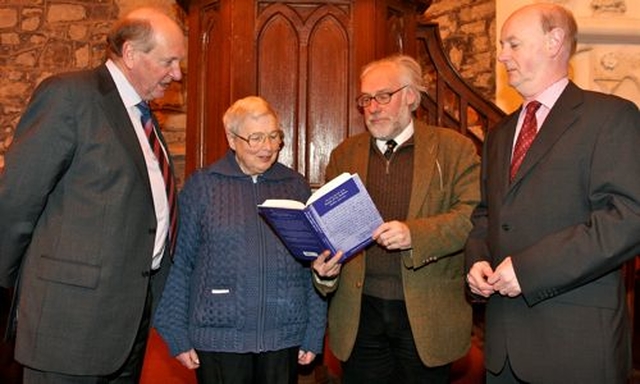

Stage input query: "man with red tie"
[{"left": 465, "top": 3, "right": 640, "bottom": 383}]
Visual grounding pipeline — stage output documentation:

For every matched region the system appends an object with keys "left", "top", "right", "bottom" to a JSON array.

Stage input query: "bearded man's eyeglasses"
[{"left": 356, "top": 85, "right": 409, "bottom": 108}]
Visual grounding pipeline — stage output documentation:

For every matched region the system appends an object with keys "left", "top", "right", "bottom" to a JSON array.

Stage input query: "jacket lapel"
[
  {"left": 95, "top": 65, "right": 153, "bottom": 195},
  {"left": 351, "top": 135, "right": 372, "bottom": 182},
  {"left": 508, "top": 82, "right": 582, "bottom": 187},
  {"left": 408, "top": 122, "right": 437, "bottom": 219},
  {"left": 493, "top": 112, "right": 519, "bottom": 196}
]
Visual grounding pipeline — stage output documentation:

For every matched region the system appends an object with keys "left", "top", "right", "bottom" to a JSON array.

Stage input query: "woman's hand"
[{"left": 176, "top": 349, "right": 200, "bottom": 370}]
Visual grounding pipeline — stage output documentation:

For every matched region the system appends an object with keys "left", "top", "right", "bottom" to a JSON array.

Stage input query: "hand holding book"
[
  {"left": 312, "top": 250, "right": 343, "bottom": 278},
  {"left": 258, "top": 173, "right": 383, "bottom": 263}
]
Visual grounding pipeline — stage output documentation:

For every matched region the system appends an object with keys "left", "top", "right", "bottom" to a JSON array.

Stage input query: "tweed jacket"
[{"left": 317, "top": 121, "right": 480, "bottom": 367}]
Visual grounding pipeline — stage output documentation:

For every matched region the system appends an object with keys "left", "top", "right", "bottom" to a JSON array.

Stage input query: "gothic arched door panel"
[
  {"left": 256, "top": 4, "right": 350, "bottom": 188},
  {"left": 184, "top": 0, "right": 428, "bottom": 189}
]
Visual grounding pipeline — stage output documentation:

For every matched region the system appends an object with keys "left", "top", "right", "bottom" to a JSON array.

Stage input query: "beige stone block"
[
  {"left": 448, "top": 45, "right": 463, "bottom": 68},
  {"left": 473, "top": 2, "right": 496, "bottom": 18},
  {"left": 22, "top": 16, "right": 40, "bottom": 31},
  {"left": 116, "top": 0, "right": 176, "bottom": 17},
  {"left": 472, "top": 36, "right": 490, "bottom": 52},
  {"left": 15, "top": 51, "right": 37, "bottom": 66},
  {"left": 460, "top": 20, "right": 486, "bottom": 35},
  {"left": 0, "top": 8, "right": 18, "bottom": 29},
  {"left": 433, "top": 15, "right": 456, "bottom": 40},
  {"left": 29, "top": 34, "right": 47, "bottom": 44},
  {"left": 461, "top": 3, "right": 495, "bottom": 23},
  {"left": 69, "top": 24, "right": 88, "bottom": 40},
  {"left": 0, "top": 80, "right": 31, "bottom": 99},
  {"left": 1, "top": 32, "right": 20, "bottom": 45},
  {"left": 22, "top": 8, "right": 42, "bottom": 31},
  {"left": 47, "top": 4, "right": 86, "bottom": 23},
  {"left": 4, "top": 70, "right": 25, "bottom": 82},
  {"left": 75, "top": 44, "right": 89, "bottom": 67}
]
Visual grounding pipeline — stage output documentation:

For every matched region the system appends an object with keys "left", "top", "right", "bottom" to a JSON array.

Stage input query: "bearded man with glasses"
[{"left": 312, "top": 54, "right": 481, "bottom": 384}]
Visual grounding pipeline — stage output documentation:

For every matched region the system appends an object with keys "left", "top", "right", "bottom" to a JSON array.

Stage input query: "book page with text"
[{"left": 306, "top": 172, "right": 351, "bottom": 205}]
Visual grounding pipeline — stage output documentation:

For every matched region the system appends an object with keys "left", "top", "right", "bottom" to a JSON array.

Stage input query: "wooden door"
[{"left": 183, "top": 0, "right": 428, "bottom": 188}]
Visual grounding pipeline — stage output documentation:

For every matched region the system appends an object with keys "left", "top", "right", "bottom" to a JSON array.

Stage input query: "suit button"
[
  {"left": 141, "top": 270, "right": 151, "bottom": 277},
  {"left": 501, "top": 224, "right": 511, "bottom": 231},
  {"left": 356, "top": 281, "right": 363, "bottom": 288}
]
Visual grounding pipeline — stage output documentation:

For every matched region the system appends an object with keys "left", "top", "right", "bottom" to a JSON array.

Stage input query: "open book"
[{"left": 258, "top": 172, "right": 383, "bottom": 263}]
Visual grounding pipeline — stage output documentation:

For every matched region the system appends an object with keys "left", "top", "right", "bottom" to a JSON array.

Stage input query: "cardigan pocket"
[{"left": 194, "top": 286, "right": 238, "bottom": 327}]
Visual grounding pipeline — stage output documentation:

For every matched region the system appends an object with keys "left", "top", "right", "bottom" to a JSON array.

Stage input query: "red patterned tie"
[
  {"left": 510, "top": 101, "right": 542, "bottom": 182},
  {"left": 137, "top": 101, "right": 177, "bottom": 257}
]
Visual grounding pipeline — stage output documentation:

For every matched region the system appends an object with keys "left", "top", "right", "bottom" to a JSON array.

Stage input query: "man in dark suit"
[
  {"left": 465, "top": 3, "right": 640, "bottom": 384},
  {"left": 0, "top": 7, "right": 185, "bottom": 383}
]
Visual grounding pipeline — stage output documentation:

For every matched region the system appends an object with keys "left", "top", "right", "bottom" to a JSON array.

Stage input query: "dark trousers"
[
  {"left": 342, "top": 295, "right": 451, "bottom": 384},
  {"left": 23, "top": 287, "right": 153, "bottom": 384},
  {"left": 195, "top": 347, "right": 299, "bottom": 384}
]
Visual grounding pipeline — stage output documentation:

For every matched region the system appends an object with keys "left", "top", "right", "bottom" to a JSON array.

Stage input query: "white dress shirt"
[{"left": 106, "top": 60, "right": 169, "bottom": 269}]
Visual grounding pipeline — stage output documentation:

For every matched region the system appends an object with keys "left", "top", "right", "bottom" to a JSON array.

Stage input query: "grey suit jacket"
[
  {"left": 465, "top": 82, "right": 640, "bottom": 383},
  {"left": 0, "top": 65, "right": 172, "bottom": 375}
]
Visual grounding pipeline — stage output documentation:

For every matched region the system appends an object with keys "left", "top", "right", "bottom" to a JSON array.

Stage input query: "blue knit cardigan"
[{"left": 154, "top": 151, "right": 327, "bottom": 356}]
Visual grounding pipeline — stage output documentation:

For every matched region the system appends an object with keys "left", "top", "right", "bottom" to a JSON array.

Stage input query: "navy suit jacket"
[{"left": 0, "top": 64, "right": 173, "bottom": 375}]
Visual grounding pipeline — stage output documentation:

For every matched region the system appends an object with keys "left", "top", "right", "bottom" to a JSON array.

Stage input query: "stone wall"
[
  {"left": 0, "top": 0, "right": 497, "bottom": 182},
  {"left": 423, "top": 0, "right": 497, "bottom": 101}
]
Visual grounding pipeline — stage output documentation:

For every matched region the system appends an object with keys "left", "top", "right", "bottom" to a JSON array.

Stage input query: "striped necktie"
[{"left": 136, "top": 101, "right": 177, "bottom": 257}]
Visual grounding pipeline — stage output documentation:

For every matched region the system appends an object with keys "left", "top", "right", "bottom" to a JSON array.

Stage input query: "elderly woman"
[{"left": 154, "top": 96, "right": 327, "bottom": 384}]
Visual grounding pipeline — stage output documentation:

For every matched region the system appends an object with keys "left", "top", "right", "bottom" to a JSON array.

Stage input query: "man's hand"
[
  {"left": 467, "top": 261, "right": 496, "bottom": 298},
  {"left": 312, "top": 250, "right": 342, "bottom": 278},
  {"left": 372, "top": 221, "right": 411, "bottom": 250},
  {"left": 488, "top": 256, "right": 522, "bottom": 297}
]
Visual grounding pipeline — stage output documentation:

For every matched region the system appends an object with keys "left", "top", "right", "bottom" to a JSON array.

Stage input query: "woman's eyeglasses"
[{"left": 232, "top": 130, "right": 284, "bottom": 147}]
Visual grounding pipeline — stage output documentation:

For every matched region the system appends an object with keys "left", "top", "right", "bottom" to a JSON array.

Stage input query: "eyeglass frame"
[
  {"left": 232, "top": 129, "right": 285, "bottom": 147},
  {"left": 355, "top": 85, "right": 409, "bottom": 108}
]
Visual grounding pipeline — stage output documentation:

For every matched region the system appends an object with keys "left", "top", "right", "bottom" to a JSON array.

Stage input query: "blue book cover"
[{"left": 258, "top": 173, "right": 383, "bottom": 263}]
